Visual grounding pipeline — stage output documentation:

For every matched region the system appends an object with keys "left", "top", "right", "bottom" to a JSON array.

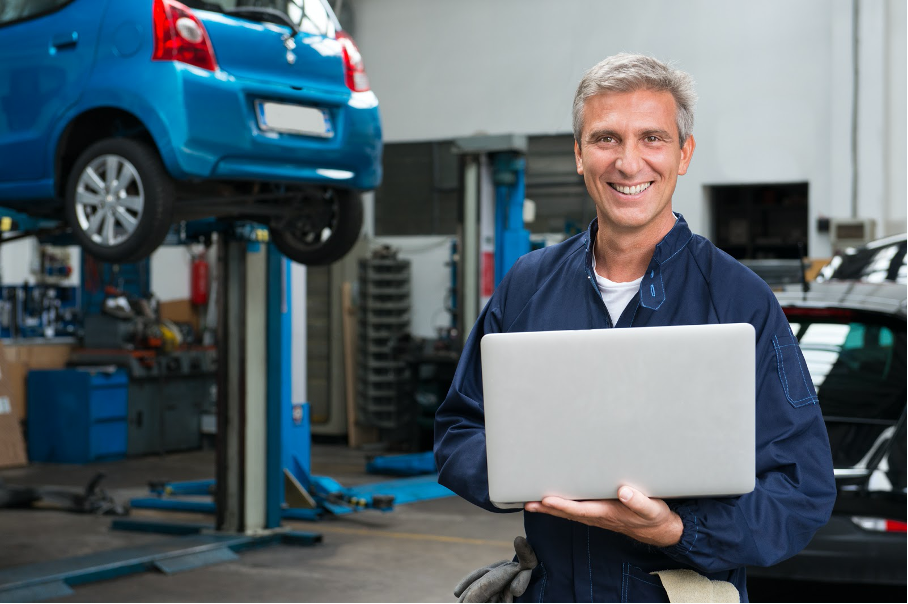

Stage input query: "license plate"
[{"left": 256, "top": 101, "right": 333, "bottom": 138}]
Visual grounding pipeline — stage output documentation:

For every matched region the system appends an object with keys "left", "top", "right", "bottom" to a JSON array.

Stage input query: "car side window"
[
  {"left": 796, "top": 320, "right": 905, "bottom": 421},
  {"left": 0, "top": 0, "right": 71, "bottom": 26}
]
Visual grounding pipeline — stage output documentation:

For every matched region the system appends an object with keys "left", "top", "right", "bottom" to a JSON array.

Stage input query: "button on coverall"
[{"left": 434, "top": 215, "right": 836, "bottom": 603}]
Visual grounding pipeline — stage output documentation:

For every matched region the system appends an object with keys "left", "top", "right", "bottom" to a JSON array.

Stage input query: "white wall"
[
  {"left": 149, "top": 245, "right": 192, "bottom": 302},
  {"left": 351, "top": 0, "right": 907, "bottom": 255},
  {"left": 0, "top": 238, "right": 81, "bottom": 287},
  {"left": 884, "top": 0, "right": 907, "bottom": 236}
]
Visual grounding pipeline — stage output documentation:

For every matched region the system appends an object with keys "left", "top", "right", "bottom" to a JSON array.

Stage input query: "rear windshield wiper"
[{"left": 226, "top": 7, "right": 299, "bottom": 36}]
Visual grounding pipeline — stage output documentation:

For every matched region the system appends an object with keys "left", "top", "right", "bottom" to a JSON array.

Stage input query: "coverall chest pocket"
[
  {"left": 620, "top": 564, "right": 670, "bottom": 603},
  {"left": 772, "top": 333, "right": 818, "bottom": 408}
]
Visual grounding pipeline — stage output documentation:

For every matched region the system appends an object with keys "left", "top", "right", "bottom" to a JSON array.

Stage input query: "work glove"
[{"left": 453, "top": 536, "right": 537, "bottom": 603}]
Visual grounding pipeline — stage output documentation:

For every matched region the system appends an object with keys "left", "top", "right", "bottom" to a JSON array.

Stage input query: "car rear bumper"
[
  {"left": 162, "top": 64, "right": 382, "bottom": 190},
  {"left": 747, "top": 515, "right": 907, "bottom": 585}
]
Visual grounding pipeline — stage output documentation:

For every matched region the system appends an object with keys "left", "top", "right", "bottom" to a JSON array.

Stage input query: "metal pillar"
[
  {"left": 216, "top": 238, "right": 289, "bottom": 533},
  {"left": 492, "top": 152, "right": 530, "bottom": 287},
  {"left": 461, "top": 156, "right": 480, "bottom": 340},
  {"left": 453, "top": 134, "right": 530, "bottom": 344},
  {"left": 216, "top": 238, "right": 289, "bottom": 532}
]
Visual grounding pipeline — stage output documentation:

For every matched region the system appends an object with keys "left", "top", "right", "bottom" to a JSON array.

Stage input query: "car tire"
[
  {"left": 64, "top": 138, "right": 175, "bottom": 263},
  {"left": 270, "top": 189, "right": 363, "bottom": 265}
]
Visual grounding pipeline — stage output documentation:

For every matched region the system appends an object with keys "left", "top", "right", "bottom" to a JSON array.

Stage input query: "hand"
[{"left": 524, "top": 486, "right": 683, "bottom": 547}]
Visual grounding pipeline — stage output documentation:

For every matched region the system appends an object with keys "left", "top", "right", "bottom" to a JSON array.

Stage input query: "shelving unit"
[{"left": 356, "top": 252, "right": 411, "bottom": 433}]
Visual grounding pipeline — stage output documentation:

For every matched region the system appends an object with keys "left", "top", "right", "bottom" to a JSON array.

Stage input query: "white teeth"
[{"left": 612, "top": 182, "right": 651, "bottom": 195}]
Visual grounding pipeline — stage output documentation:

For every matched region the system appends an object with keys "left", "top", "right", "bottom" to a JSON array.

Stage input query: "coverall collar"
[{"left": 583, "top": 213, "right": 694, "bottom": 312}]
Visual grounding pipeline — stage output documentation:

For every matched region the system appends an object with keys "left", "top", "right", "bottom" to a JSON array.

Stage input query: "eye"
[
  {"left": 645, "top": 135, "right": 660, "bottom": 142},
  {"left": 597, "top": 135, "right": 614, "bottom": 143}
]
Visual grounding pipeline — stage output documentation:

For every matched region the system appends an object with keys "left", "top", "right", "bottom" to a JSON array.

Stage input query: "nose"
[{"left": 615, "top": 141, "right": 643, "bottom": 176}]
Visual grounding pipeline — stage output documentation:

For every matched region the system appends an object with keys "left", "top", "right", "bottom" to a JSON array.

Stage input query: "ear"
[
  {"left": 574, "top": 139, "right": 583, "bottom": 175},
  {"left": 677, "top": 135, "right": 695, "bottom": 176}
]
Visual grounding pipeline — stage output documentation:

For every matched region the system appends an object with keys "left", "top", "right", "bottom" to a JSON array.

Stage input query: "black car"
[{"left": 750, "top": 281, "right": 906, "bottom": 585}]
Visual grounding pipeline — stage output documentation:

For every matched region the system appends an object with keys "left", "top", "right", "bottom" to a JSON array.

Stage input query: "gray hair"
[{"left": 572, "top": 53, "right": 697, "bottom": 147}]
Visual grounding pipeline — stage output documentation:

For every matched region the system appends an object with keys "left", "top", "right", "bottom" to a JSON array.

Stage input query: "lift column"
[
  {"left": 216, "top": 236, "right": 287, "bottom": 532},
  {"left": 452, "top": 134, "right": 530, "bottom": 341}
]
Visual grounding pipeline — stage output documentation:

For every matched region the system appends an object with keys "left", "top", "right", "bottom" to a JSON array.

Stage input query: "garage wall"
[
  {"left": 349, "top": 0, "right": 906, "bottom": 255},
  {"left": 884, "top": 0, "right": 907, "bottom": 236}
]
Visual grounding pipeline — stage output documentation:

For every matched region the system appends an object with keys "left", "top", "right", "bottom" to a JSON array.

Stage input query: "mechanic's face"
[{"left": 574, "top": 89, "right": 694, "bottom": 237}]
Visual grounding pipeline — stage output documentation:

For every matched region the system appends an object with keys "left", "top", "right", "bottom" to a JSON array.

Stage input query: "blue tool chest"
[{"left": 27, "top": 368, "right": 128, "bottom": 463}]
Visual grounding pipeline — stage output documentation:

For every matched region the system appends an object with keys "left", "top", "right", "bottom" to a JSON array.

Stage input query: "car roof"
[
  {"left": 857, "top": 232, "right": 907, "bottom": 250},
  {"left": 775, "top": 281, "right": 907, "bottom": 320}
]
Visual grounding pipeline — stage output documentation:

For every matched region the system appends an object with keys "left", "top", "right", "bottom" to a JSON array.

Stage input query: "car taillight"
[
  {"left": 152, "top": 0, "right": 217, "bottom": 72},
  {"left": 851, "top": 516, "right": 908, "bottom": 533},
  {"left": 782, "top": 307, "right": 857, "bottom": 320},
  {"left": 336, "top": 31, "right": 369, "bottom": 92}
]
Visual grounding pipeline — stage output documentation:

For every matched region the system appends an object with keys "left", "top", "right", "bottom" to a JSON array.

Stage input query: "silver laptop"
[{"left": 480, "top": 323, "right": 755, "bottom": 509}]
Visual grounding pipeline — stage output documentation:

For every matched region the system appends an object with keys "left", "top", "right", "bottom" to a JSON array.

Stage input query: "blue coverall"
[{"left": 434, "top": 215, "right": 836, "bottom": 603}]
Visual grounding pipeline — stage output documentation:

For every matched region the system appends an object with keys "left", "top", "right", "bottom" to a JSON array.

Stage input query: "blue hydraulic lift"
[{"left": 125, "top": 232, "right": 453, "bottom": 519}]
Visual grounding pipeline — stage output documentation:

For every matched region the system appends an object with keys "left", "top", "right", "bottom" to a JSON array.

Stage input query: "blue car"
[{"left": 0, "top": 0, "right": 382, "bottom": 265}]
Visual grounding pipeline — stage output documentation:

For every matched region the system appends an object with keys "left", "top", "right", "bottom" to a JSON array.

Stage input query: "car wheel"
[
  {"left": 270, "top": 189, "right": 363, "bottom": 265},
  {"left": 65, "top": 138, "right": 175, "bottom": 263}
]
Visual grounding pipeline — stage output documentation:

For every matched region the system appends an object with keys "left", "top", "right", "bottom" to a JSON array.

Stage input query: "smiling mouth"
[{"left": 609, "top": 182, "right": 653, "bottom": 195}]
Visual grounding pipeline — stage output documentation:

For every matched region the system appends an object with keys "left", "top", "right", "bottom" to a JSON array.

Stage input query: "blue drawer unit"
[{"left": 27, "top": 368, "right": 128, "bottom": 463}]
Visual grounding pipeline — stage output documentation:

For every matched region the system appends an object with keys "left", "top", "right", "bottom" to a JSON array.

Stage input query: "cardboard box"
[
  {"left": 0, "top": 343, "right": 28, "bottom": 468},
  {"left": 1, "top": 341, "right": 73, "bottom": 420},
  {"left": 2, "top": 342, "right": 74, "bottom": 369},
  {"left": 159, "top": 299, "right": 201, "bottom": 334},
  {"left": 0, "top": 357, "right": 26, "bottom": 420}
]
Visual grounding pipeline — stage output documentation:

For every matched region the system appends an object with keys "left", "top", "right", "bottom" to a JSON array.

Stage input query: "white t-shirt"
[{"left": 591, "top": 253, "right": 643, "bottom": 325}]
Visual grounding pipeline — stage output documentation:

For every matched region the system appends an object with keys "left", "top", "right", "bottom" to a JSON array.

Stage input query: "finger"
[
  {"left": 454, "top": 560, "right": 510, "bottom": 597},
  {"left": 539, "top": 496, "right": 614, "bottom": 519},
  {"left": 527, "top": 498, "right": 616, "bottom": 527},
  {"left": 462, "top": 563, "right": 520, "bottom": 603},
  {"left": 510, "top": 569, "right": 532, "bottom": 596},
  {"left": 616, "top": 486, "right": 662, "bottom": 521},
  {"left": 454, "top": 567, "right": 490, "bottom": 598},
  {"left": 525, "top": 499, "right": 580, "bottom": 521},
  {"left": 514, "top": 536, "right": 537, "bottom": 570}
]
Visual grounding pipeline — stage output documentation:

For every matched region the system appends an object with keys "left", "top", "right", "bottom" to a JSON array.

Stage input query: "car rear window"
[
  {"left": 791, "top": 319, "right": 905, "bottom": 421},
  {"left": 184, "top": 0, "right": 334, "bottom": 36},
  {"left": 0, "top": 0, "right": 71, "bottom": 25},
  {"left": 819, "top": 238, "right": 907, "bottom": 283}
]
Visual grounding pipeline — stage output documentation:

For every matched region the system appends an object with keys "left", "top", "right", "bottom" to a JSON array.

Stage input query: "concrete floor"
[
  {"left": 2, "top": 445, "right": 904, "bottom": 603},
  {"left": 0, "top": 444, "right": 524, "bottom": 603}
]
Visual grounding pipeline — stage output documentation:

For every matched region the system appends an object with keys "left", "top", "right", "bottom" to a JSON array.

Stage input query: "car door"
[{"left": 0, "top": 0, "right": 106, "bottom": 184}]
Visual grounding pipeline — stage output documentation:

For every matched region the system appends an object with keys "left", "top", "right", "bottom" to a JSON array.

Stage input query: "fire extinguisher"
[{"left": 191, "top": 249, "right": 209, "bottom": 306}]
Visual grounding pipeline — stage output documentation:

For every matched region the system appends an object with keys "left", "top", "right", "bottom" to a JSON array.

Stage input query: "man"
[{"left": 434, "top": 53, "right": 836, "bottom": 602}]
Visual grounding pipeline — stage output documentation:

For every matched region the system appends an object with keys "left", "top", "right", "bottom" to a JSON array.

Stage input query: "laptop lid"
[{"left": 480, "top": 323, "right": 755, "bottom": 509}]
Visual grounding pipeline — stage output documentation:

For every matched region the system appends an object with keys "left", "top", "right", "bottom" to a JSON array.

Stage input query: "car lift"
[
  {"left": 124, "top": 229, "right": 453, "bottom": 517},
  {"left": 452, "top": 134, "right": 530, "bottom": 342},
  {"left": 0, "top": 222, "right": 451, "bottom": 602}
]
